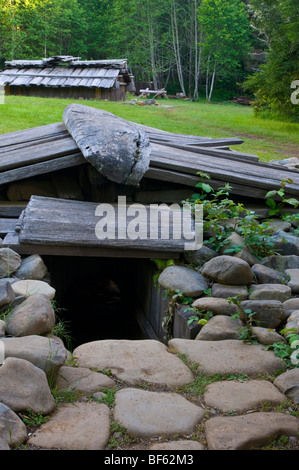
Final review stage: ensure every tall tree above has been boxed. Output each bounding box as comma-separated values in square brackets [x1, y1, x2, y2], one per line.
[199, 0, 251, 101]
[244, 0, 299, 121]
[110, 0, 169, 89]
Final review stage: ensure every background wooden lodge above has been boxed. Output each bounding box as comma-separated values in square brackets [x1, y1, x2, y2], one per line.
[0, 56, 135, 101]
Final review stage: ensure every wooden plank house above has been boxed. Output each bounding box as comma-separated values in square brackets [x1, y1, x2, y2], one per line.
[0, 56, 135, 101]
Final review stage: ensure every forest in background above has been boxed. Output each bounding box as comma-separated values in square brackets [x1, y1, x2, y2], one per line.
[0, 0, 298, 121]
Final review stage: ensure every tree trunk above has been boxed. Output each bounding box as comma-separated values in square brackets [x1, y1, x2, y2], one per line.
[171, 0, 186, 96]
[208, 59, 217, 102]
[193, 2, 202, 100]
[148, 14, 158, 90]
[206, 54, 210, 100]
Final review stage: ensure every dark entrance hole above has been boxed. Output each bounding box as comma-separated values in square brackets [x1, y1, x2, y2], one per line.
[45, 256, 168, 350]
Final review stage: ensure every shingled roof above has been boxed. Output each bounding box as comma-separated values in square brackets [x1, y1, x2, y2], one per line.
[0, 56, 132, 89]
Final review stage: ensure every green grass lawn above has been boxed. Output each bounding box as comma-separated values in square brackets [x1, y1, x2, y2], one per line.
[1, 95, 299, 163]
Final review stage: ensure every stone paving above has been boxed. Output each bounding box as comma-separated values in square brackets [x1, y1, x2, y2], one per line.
[2, 338, 294, 452]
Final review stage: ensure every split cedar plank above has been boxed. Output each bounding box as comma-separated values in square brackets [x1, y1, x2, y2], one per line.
[149, 135, 245, 147]
[145, 167, 269, 199]
[134, 123, 244, 145]
[0, 121, 243, 150]
[0, 135, 79, 171]
[0, 202, 27, 218]
[0, 122, 66, 148]
[3, 231, 180, 259]
[0, 218, 18, 235]
[150, 144, 299, 194]
[0, 152, 85, 186]
[150, 139, 259, 162]
[18, 196, 195, 252]
[0, 132, 73, 154]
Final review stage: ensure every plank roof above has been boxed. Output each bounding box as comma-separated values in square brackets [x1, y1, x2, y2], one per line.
[0, 57, 130, 89]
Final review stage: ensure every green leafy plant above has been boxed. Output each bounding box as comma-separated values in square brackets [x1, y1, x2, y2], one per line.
[185, 175, 276, 258]
[265, 329, 299, 369]
[228, 296, 259, 344]
[265, 178, 299, 216]
[185, 307, 213, 326]
[20, 409, 50, 427]
[151, 258, 175, 286]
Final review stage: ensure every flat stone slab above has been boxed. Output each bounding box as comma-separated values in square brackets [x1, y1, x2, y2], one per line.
[205, 412, 299, 450]
[204, 379, 286, 412]
[28, 402, 110, 450]
[73, 339, 194, 386]
[54, 365, 115, 394]
[168, 339, 285, 377]
[114, 388, 205, 437]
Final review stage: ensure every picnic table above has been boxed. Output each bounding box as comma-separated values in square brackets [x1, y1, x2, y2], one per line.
[138, 88, 168, 99]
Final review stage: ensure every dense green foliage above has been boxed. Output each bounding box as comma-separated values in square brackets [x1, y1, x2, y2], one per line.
[244, 0, 299, 121]
[0, 1, 298, 118]
[0, 0, 252, 100]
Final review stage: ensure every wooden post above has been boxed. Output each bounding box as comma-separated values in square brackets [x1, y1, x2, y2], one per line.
[119, 82, 126, 101]
[95, 87, 101, 100]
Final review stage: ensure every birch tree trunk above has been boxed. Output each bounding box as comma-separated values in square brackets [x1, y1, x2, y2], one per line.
[206, 54, 210, 100]
[148, 18, 158, 90]
[208, 58, 217, 102]
[193, 0, 202, 100]
[170, 0, 186, 96]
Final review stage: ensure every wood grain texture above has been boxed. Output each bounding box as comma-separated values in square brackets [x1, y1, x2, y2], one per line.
[18, 195, 196, 254]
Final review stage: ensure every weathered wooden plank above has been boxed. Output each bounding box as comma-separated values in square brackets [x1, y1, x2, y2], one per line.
[18, 196, 196, 253]
[0, 118, 298, 200]
[150, 140, 259, 162]
[0, 218, 18, 235]
[0, 202, 27, 218]
[0, 153, 85, 186]
[0, 122, 66, 148]
[0, 136, 79, 171]
[145, 167, 270, 199]
[149, 144, 299, 194]
[3, 231, 181, 259]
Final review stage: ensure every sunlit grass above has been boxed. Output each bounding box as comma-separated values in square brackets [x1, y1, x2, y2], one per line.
[0, 95, 298, 162]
